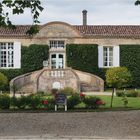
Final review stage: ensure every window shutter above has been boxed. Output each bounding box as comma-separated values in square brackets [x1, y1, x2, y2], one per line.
[14, 42, 21, 68]
[113, 46, 120, 67]
[98, 46, 103, 68]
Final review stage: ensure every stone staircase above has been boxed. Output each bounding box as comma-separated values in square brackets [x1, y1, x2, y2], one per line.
[10, 68, 104, 94]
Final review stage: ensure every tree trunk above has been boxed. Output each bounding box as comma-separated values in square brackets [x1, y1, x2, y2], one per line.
[110, 88, 114, 108]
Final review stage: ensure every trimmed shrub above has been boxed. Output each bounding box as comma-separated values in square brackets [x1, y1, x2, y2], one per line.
[126, 91, 138, 97]
[46, 97, 55, 110]
[11, 96, 27, 109]
[0, 72, 8, 91]
[83, 96, 105, 109]
[27, 94, 42, 109]
[116, 91, 125, 97]
[0, 94, 10, 109]
[116, 90, 139, 97]
[67, 94, 81, 109]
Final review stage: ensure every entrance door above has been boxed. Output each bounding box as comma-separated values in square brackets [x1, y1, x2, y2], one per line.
[51, 53, 64, 69]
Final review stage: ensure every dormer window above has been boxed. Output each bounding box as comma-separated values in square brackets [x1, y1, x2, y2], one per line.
[50, 41, 65, 49]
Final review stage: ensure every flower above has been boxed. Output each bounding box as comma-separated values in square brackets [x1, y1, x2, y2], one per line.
[80, 92, 85, 97]
[96, 100, 105, 105]
[42, 100, 48, 105]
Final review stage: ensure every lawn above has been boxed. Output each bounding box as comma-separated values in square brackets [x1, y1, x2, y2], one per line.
[76, 95, 140, 111]
[99, 95, 140, 109]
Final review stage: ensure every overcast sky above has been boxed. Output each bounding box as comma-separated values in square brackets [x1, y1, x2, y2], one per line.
[8, 0, 140, 25]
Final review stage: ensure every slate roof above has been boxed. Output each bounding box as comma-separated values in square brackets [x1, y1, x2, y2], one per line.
[0, 25, 140, 38]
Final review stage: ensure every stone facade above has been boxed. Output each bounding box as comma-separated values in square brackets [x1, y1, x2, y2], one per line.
[2, 20, 140, 93]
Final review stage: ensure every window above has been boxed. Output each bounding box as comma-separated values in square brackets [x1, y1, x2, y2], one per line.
[50, 53, 64, 69]
[103, 47, 113, 67]
[0, 43, 14, 68]
[98, 45, 120, 68]
[50, 41, 64, 49]
[0, 42, 21, 69]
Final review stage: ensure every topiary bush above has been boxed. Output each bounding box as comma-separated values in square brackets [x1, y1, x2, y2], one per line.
[0, 94, 10, 109]
[0, 72, 8, 91]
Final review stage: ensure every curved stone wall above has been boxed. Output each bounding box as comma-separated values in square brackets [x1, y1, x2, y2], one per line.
[10, 68, 104, 94]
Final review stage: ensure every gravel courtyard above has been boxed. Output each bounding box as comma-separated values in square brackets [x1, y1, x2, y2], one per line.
[0, 111, 140, 139]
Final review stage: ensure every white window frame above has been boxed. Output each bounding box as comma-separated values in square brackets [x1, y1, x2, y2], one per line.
[0, 42, 14, 68]
[50, 40, 65, 49]
[0, 42, 21, 69]
[103, 46, 113, 67]
[98, 45, 120, 68]
[50, 53, 65, 69]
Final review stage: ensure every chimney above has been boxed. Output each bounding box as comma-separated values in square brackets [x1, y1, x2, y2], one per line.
[82, 10, 87, 25]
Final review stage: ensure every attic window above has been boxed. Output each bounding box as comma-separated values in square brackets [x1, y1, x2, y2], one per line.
[50, 41, 65, 48]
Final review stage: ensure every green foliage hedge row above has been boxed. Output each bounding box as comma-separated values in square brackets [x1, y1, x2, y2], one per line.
[0, 44, 49, 90]
[21, 44, 49, 73]
[116, 91, 140, 97]
[66, 44, 106, 79]
[120, 45, 140, 87]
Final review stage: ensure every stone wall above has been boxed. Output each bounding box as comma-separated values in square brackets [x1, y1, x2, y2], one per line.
[10, 68, 104, 94]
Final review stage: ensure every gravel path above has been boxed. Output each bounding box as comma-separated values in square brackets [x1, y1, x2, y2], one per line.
[0, 111, 140, 139]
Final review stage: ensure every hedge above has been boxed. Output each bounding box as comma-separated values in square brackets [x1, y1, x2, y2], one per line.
[66, 44, 106, 79]
[21, 44, 49, 73]
[120, 45, 140, 87]
[0, 44, 49, 90]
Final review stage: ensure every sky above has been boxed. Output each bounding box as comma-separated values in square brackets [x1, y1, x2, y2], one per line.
[7, 0, 140, 25]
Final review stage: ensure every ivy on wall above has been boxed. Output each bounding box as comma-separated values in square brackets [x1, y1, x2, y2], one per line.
[120, 45, 140, 88]
[2, 43, 140, 89]
[21, 44, 49, 73]
[0, 44, 49, 87]
[66, 44, 105, 79]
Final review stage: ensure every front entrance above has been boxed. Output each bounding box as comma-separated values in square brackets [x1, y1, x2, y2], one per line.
[51, 53, 64, 69]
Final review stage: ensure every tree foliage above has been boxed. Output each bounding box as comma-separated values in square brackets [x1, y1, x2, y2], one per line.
[106, 67, 131, 89]
[135, 0, 140, 5]
[0, 0, 43, 35]
[0, 72, 8, 91]
[106, 67, 132, 108]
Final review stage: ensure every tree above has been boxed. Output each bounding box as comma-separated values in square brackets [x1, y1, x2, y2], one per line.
[0, 0, 44, 35]
[0, 72, 8, 91]
[106, 67, 132, 108]
[135, 0, 140, 5]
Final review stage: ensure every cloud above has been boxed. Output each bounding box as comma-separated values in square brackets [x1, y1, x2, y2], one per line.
[6, 0, 140, 25]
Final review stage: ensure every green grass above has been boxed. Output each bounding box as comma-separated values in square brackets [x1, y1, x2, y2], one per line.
[99, 96, 140, 108]
[76, 95, 140, 111]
